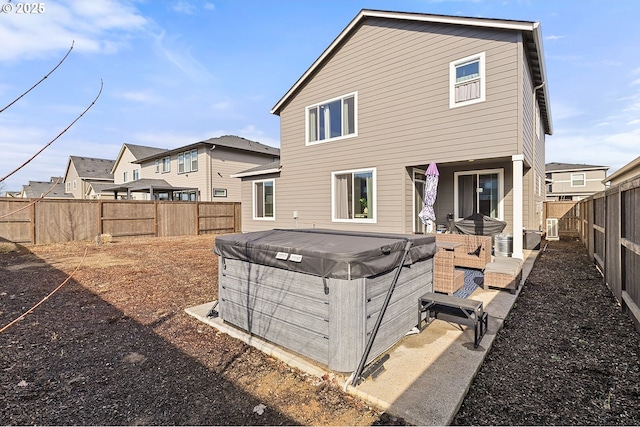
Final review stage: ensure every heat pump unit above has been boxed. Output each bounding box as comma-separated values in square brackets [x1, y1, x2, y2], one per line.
[546, 218, 559, 241]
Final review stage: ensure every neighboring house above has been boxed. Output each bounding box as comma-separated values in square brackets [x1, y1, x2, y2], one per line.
[235, 9, 553, 259]
[602, 156, 640, 187]
[63, 156, 115, 199]
[546, 162, 608, 201]
[20, 177, 72, 199]
[109, 143, 170, 200]
[110, 135, 279, 202]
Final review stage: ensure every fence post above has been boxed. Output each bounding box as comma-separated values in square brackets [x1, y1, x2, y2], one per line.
[195, 201, 200, 235]
[30, 200, 36, 244]
[97, 200, 103, 235]
[154, 201, 158, 237]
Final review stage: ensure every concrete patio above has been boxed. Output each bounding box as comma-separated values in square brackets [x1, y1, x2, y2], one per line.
[186, 249, 539, 426]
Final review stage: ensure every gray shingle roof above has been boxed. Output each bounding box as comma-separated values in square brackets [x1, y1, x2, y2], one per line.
[22, 177, 72, 198]
[134, 135, 280, 162]
[230, 160, 281, 178]
[125, 143, 168, 160]
[70, 156, 115, 180]
[105, 178, 198, 192]
[546, 162, 609, 172]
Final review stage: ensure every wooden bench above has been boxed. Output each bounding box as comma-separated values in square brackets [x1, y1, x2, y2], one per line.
[418, 292, 488, 348]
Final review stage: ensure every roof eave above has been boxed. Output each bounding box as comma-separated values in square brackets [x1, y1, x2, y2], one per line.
[531, 22, 553, 135]
[230, 167, 281, 178]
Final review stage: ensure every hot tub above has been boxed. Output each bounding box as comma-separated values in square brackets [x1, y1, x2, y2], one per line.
[213, 229, 436, 372]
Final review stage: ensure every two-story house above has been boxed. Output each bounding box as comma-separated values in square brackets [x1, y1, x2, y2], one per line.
[109, 143, 170, 200]
[545, 162, 608, 201]
[108, 135, 280, 201]
[234, 9, 552, 259]
[63, 156, 115, 199]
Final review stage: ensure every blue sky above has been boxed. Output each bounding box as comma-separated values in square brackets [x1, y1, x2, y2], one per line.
[1, 0, 639, 192]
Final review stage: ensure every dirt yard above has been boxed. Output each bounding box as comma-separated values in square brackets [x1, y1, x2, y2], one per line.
[1, 235, 639, 425]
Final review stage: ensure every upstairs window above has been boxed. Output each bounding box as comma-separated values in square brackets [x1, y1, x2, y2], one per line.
[161, 156, 171, 173]
[123, 171, 128, 182]
[155, 159, 160, 173]
[306, 93, 357, 144]
[133, 169, 139, 181]
[178, 149, 198, 174]
[450, 52, 486, 108]
[571, 173, 586, 187]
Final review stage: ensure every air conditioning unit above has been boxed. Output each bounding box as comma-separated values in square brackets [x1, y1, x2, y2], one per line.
[546, 218, 559, 241]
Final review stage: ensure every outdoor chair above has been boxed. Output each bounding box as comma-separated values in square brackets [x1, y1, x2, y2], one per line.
[434, 250, 465, 295]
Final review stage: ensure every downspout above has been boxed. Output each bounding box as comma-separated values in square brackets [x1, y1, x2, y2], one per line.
[533, 81, 545, 231]
[209, 145, 216, 202]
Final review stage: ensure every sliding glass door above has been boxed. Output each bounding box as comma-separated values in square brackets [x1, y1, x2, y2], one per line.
[454, 169, 503, 220]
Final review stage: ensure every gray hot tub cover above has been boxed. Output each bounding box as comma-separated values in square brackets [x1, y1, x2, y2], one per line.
[213, 229, 436, 280]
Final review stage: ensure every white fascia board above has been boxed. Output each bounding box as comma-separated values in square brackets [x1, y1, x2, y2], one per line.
[230, 168, 281, 179]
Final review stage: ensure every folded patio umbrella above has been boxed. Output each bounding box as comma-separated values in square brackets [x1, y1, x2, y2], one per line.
[418, 162, 439, 232]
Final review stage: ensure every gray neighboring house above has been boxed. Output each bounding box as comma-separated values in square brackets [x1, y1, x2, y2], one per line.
[63, 156, 115, 199]
[20, 177, 72, 199]
[234, 9, 553, 259]
[545, 162, 608, 201]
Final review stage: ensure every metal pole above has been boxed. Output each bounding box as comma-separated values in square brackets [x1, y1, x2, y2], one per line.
[351, 240, 412, 387]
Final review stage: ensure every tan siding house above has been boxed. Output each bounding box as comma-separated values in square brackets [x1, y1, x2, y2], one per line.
[237, 10, 552, 259]
[546, 162, 608, 201]
[63, 156, 115, 199]
[117, 135, 279, 202]
[602, 156, 640, 187]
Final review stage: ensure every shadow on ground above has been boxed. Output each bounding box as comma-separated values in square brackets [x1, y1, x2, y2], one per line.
[0, 246, 297, 425]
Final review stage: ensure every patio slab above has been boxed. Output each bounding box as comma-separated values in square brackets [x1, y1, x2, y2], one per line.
[186, 249, 539, 426]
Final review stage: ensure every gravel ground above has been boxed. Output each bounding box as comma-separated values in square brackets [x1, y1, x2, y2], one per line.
[1, 235, 639, 425]
[453, 238, 640, 426]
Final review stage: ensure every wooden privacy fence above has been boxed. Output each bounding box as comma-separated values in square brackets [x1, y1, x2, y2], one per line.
[0, 198, 241, 245]
[576, 176, 640, 332]
[542, 201, 581, 238]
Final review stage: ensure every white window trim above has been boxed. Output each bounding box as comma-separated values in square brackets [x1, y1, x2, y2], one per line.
[161, 156, 171, 173]
[252, 179, 275, 221]
[412, 167, 426, 234]
[449, 52, 486, 109]
[453, 168, 504, 221]
[305, 91, 358, 146]
[331, 167, 377, 223]
[213, 188, 227, 198]
[571, 173, 586, 187]
[178, 149, 198, 174]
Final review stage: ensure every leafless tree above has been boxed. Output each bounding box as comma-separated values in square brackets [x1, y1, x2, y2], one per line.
[1, 41, 103, 188]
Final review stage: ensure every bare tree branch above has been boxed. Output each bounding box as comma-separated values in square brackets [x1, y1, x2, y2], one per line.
[0, 41, 75, 114]
[0, 79, 104, 183]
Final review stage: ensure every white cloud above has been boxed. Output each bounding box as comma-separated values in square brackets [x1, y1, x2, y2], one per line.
[152, 31, 213, 81]
[116, 90, 163, 104]
[0, 0, 148, 62]
[545, 35, 565, 41]
[172, 1, 197, 15]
